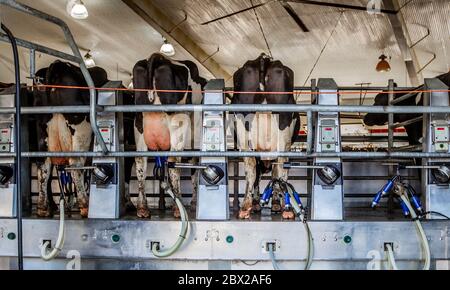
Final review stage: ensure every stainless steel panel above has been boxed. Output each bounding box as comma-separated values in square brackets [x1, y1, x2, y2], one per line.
[1, 219, 449, 263]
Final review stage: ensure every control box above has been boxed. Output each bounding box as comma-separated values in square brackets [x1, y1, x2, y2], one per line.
[320, 119, 337, 152]
[433, 125, 449, 152]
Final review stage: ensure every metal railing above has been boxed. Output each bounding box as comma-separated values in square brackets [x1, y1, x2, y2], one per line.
[0, 0, 108, 153]
[0, 88, 449, 158]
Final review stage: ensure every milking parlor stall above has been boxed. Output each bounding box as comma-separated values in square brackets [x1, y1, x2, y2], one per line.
[0, 0, 450, 271]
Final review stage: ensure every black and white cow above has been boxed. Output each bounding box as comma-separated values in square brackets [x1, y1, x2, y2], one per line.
[132, 53, 207, 219]
[0, 82, 13, 88]
[364, 72, 450, 145]
[232, 54, 300, 220]
[34, 60, 109, 218]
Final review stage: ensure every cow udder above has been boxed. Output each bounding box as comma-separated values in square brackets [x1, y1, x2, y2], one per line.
[143, 112, 171, 151]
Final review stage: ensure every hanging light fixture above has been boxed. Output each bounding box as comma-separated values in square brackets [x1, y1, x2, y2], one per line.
[376, 54, 391, 73]
[160, 38, 175, 57]
[84, 51, 96, 68]
[67, 0, 89, 20]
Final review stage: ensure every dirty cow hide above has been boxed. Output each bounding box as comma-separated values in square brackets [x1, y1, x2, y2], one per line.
[364, 72, 450, 146]
[133, 53, 207, 219]
[231, 53, 300, 220]
[34, 60, 109, 218]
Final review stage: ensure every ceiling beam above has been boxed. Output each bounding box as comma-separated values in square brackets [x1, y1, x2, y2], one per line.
[383, 0, 421, 86]
[122, 0, 231, 80]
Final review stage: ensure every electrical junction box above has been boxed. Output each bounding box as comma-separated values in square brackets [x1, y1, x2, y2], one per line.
[203, 115, 224, 151]
[99, 126, 113, 145]
[320, 120, 337, 152]
[433, 125, 449, 152]
[0, 127, 12, 152]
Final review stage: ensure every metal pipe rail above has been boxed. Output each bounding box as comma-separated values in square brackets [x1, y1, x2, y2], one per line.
[225, 86, 417, 92]
[0, 0, 108, 153]
[390, 116, 423, 129]
[390, 86, 424, 105]
[0, 33, 80, 63]
[0, 151, 448, 159]
[2, 104, 450, 114]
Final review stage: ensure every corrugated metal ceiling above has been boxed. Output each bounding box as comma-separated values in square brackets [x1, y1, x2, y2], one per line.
[0, 0, 449, 87]
[150, 0, 449, 86]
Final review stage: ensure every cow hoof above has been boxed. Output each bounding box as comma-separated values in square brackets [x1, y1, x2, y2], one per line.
[252, 200, 262, 213]
[238, 208, 252, 220]
[271, 201, 282, 213]
[282, 210, 295, 220]
[137, 208, 151, 219]
[173, 207, 181, 219]
[37, 208, 53, 218]
[80, 208, 89, 218]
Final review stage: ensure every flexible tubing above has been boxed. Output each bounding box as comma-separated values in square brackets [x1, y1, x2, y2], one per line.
[40, 199, 65, 261]
[385, 244, 399, 270]
[400, 195, 431, 270]
[288, 190, 314, 270]
[269, 246, 280, 270]
[151, 182, 189, 258]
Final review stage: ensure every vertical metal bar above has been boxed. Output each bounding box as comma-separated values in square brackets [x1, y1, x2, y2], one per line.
[1, 23, 23, 270]
[29, 48, 35, 79]
[59, 25, 108, 153]
[308, 79, 317, 154]
[306, 111, 313, 154]
[233, 161, 240, 212]
[387, 79, 395, 218]
[388, 79, 395, 152]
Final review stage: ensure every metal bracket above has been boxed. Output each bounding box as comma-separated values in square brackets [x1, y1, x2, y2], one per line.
[168, 10, 187, 34]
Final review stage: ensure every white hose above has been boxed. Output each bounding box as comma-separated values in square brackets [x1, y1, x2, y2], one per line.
[288, 191, 314, 270]
[400, 195, 431, 270]
[385, 244, 399, 270]
[40, 199, 65, 261]
[268, 246, 280, 270]
[152, 182, 189, 258]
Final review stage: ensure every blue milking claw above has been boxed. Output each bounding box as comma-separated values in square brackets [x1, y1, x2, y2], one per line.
[411, 195, 423, 214]
[382, 176, 398, 196]
[371, 190, 383, 209]
[284, 192, 292, 210]
[292, 190, 304, 209]
[399, 200, 410, 217]
[260, 186, 274, 206]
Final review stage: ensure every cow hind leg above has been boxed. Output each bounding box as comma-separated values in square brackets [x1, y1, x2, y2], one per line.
[135, 125, 150, 219]
[69, 159, 89, 218]
[239, 157, 257, 219]
[169, 113, 191, 218]
[274, 157, 294, 220]
[37, 158, 53, 217]
[168, 157, 182, 218]
[69, 119, 92, 218]
[190, 158, 199, 211]
[252, 160, 262, 213]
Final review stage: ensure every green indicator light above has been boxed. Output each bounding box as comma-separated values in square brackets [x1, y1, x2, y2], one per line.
[226, 235, 234, 244]
[7, 233, 16, 240]
[343, 235, 352, 244]
[111, 234, 120, 243]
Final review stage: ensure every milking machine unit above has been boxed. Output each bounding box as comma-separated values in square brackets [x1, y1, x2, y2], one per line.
[0, 85, 29, 218]
[0, 86, 17, 217]
[89, 81, 125, 219]
[196, 79, 229, 220]
[423, 78, 450, 219]
[311, 79, 344, 220]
